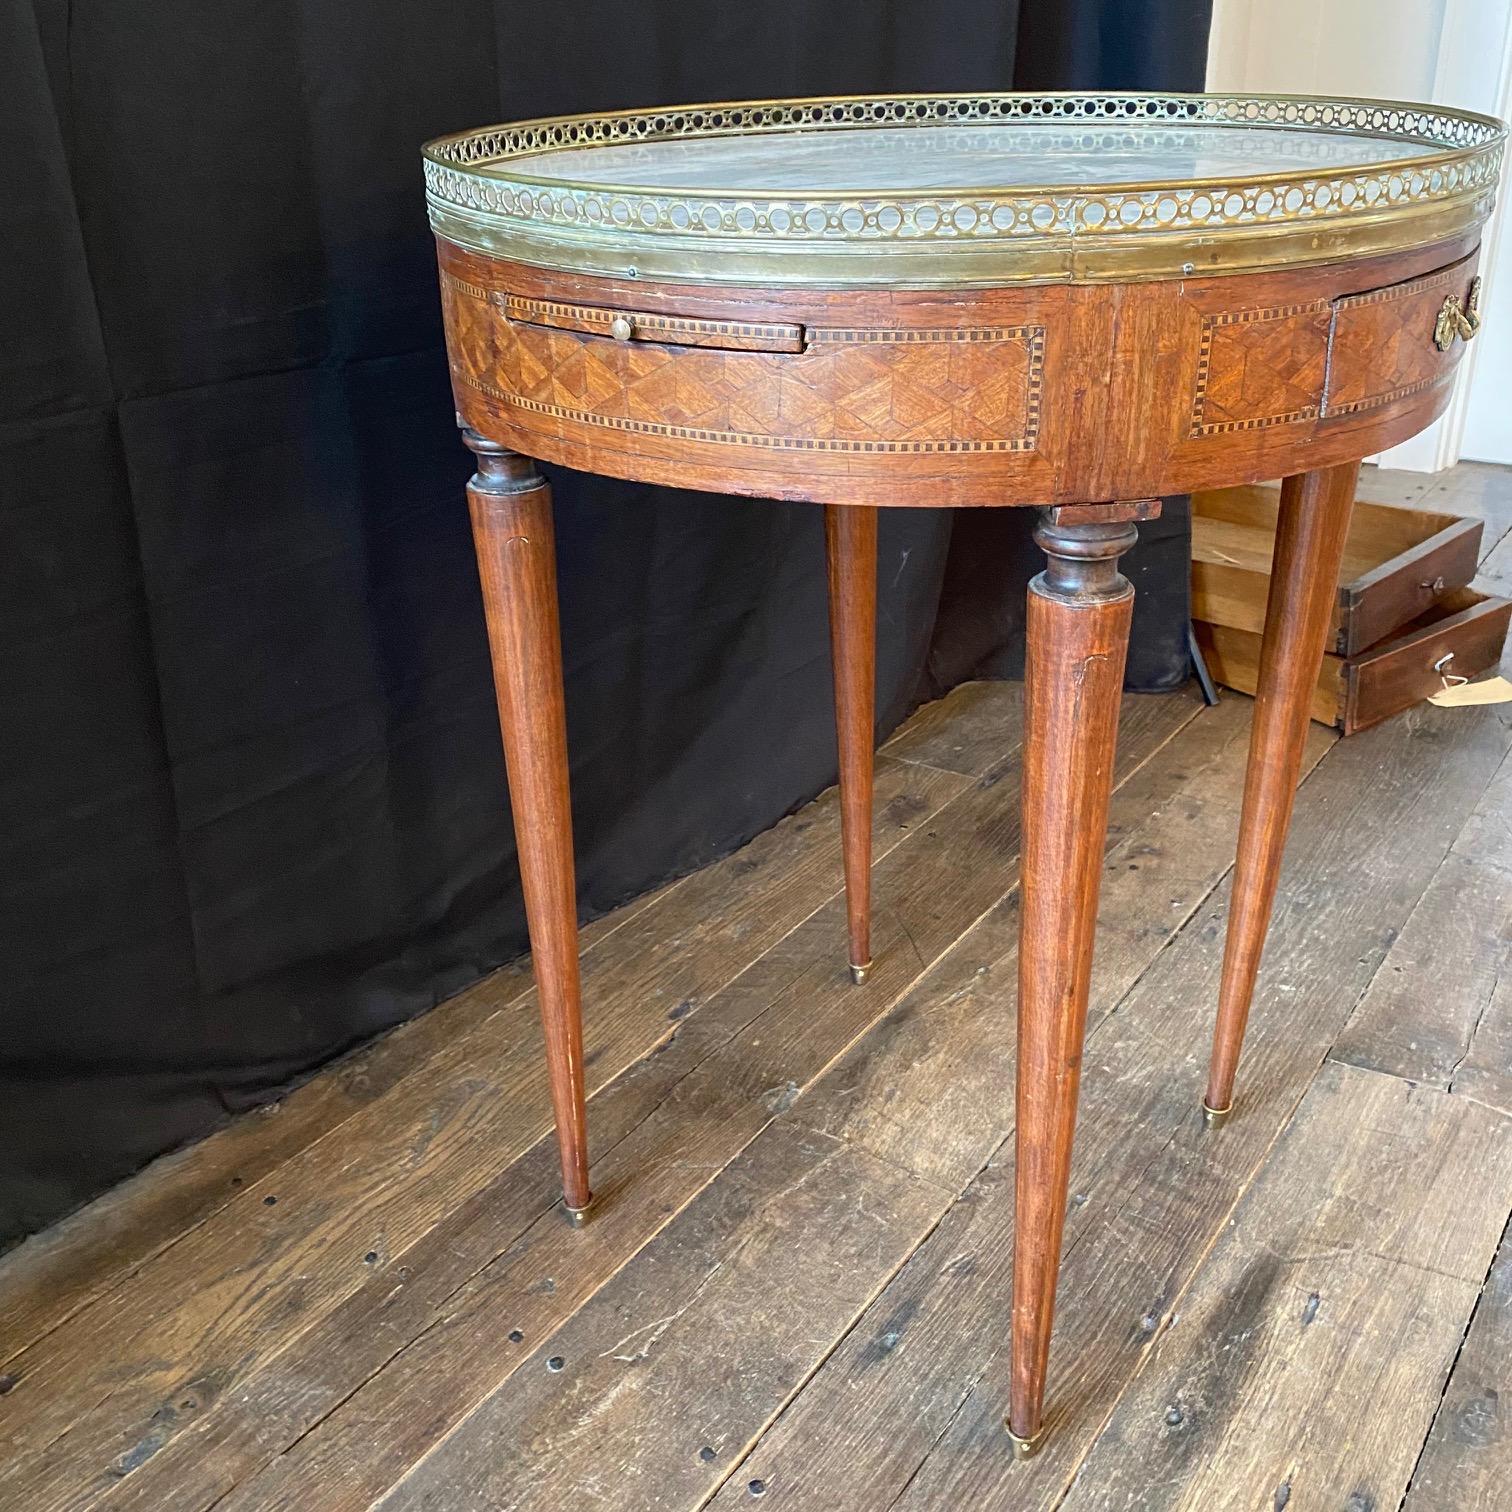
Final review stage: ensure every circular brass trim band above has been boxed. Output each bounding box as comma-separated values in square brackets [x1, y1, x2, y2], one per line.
[423, 92, 1505, 286]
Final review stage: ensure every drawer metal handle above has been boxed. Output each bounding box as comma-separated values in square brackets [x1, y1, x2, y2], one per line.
[1433, 651, 1468, 690]
[1434, 276, 1482, 351]
[610, 314, 634, 342]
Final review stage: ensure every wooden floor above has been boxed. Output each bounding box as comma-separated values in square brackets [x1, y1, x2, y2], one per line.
[3, 464, 1511, 1512]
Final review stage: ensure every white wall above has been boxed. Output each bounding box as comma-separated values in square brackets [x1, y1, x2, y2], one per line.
[1462, 205, 1512, 463]
[1454, 3, 1512, 463]
[1208, 0, 1447, 101]
[1208, 0, 1512, 469]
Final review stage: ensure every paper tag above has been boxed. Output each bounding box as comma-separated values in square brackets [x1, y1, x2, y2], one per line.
[1428, 674, 1512, 707]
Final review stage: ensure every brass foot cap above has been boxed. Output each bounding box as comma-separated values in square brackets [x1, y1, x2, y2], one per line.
[849, 960, 873, 986]
[1201, 1100, 1233, 1130]
[1004, 1422, 1045, 1461]
[565, 1198, 594, 1228]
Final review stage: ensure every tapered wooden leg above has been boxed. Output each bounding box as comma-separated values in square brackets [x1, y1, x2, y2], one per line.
[1008, 508, 1138, 1456]
[825, 505, 878, 984]
[1203, 460, 1359, 1124]
[464, 430, 592, 1221]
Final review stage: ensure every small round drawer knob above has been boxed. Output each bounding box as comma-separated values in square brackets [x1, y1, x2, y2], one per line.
[610, 314, 634, 342]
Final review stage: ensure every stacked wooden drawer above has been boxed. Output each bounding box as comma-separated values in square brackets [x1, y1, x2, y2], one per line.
[1192, 484, 1512, 735]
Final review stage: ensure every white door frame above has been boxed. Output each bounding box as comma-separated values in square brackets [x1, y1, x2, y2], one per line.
[1208, 0, 1512, 472]
[1382, 0, 1512, 470]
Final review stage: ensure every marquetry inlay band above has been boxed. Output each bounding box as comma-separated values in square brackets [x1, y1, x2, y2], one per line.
[1335, 262, 1463, 309]
[456, 373, 1044, 454]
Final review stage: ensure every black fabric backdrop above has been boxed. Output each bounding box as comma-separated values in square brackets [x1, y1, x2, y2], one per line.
[0, 0, 1211, 1246]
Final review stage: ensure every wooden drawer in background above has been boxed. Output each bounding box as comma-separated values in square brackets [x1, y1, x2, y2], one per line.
[1196, 589, 1512, 736]
[1192, 484, 1484, 656]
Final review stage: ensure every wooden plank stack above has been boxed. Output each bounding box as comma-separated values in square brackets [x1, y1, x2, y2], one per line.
[1193, 484, 1512, 734]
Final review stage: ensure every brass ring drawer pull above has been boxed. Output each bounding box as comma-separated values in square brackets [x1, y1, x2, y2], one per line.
[1434, 276, 1482, 351]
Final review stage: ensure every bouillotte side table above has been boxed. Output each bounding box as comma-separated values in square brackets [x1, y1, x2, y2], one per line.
[422, 93, 1504, 1457]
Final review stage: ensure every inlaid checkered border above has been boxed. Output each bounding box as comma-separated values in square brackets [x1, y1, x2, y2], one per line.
[1188, 301, 1331, 437]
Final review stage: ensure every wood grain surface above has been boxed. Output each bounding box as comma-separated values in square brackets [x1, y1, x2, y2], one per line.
[466, 438, 591, 1212]
[1059, 1061, 1512, 1512]
[1190, 483, 1485, 654]
[825, 503, 878, 977]
[1333, 746, 1512, 1115]
[1206, 461, 1359, 1116]
[1010, 519, 1136, 1443]
[1403, 1223, 1512, 1512]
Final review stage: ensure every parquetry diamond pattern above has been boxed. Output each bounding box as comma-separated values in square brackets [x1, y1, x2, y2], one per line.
[1325, 265, 1466, 417]
[1189, 303, 1331, 436]
[445, 279, 1045, 455]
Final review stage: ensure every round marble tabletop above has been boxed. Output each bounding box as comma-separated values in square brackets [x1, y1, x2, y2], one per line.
[424, 93, 1504, 285]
